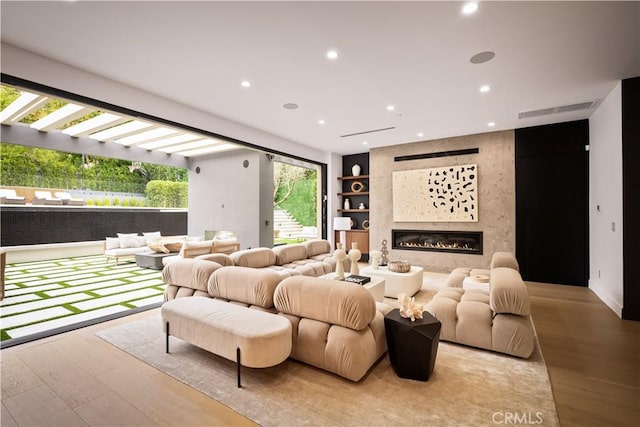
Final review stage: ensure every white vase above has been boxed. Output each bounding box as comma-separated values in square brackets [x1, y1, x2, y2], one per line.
[352, 164, 361, 177]
[344, 198, 350, 210]
[348, 242, 362, 275]
[334, 243, 347, 279]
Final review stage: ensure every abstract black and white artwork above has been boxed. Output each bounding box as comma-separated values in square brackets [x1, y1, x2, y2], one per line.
[392, 164, 478, 222]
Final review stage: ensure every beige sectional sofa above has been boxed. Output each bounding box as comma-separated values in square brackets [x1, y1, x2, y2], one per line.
[163, 240, 338, 299]
[161, 257, 390, 381]
[426, 253, 535, 358]
[274, 275, 388, 381]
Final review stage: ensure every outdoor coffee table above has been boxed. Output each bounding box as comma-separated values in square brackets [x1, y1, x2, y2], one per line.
[320, 273, 385, 302]
[384, 308, 441, 381]
[135, 252, 174, 270]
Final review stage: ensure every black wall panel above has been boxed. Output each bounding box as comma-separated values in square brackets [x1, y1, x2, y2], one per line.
[1, 207, 187, 246]
[515, 120, 589, 286]
[622, 76, 640, 320]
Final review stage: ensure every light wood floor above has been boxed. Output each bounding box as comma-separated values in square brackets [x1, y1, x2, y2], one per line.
[1, 282, 638, 426]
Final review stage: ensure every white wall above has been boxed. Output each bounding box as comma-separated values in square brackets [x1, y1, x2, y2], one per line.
[188, 149, 271, 249]
[589, 82, 624, 317]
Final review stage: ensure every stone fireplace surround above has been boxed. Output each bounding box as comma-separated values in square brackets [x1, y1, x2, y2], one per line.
[369, 130, 515, 273]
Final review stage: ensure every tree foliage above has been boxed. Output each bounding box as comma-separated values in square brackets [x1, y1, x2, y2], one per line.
[0, 143, 187, 196]
[145, 180, 188, 208]
[273, 162, 314, 206]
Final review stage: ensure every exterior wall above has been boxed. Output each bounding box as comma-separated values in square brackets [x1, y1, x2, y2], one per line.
[588, 82, 624, 317]
[370, 130, 515, 273]
[188, 149, 270, 249]
[0, 206, 187, 246]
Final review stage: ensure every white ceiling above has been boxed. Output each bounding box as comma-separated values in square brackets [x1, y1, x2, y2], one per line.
[1, 1, 639, 155]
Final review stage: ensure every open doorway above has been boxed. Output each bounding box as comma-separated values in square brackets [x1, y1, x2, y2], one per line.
[273, 159, 320, 245]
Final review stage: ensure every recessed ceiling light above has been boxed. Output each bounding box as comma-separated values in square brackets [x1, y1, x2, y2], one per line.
[462, 2, 479, 15]
[386, 105, 395, 111]
[470, 51, 495, 64]
[318, 119, 325, 125]
[488, 122, 496, 127]
[480, 85, 491, 93]
[362, 141, 369, 145]
[326, 50, 338, 60]
[241, 80, 251, 88]
[417, 132, 424, 137]
[283, 103, 299, 110]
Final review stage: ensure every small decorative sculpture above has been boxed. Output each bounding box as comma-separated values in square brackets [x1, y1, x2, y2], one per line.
[380, 239, 389, 266]
[398, 293, 424, 322]
[344, 198, 350, 210]
[334, 243, 347, 279]
[348, 242, 362, 275]
[369, 250, 381, 269]
[352, 164, 361, 177]
[358, 202, 366, 210]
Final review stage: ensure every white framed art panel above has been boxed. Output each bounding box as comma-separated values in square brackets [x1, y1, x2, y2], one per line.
[392, 164, 478, 222]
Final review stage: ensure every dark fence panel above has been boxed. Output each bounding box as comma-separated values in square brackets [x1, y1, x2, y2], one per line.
[1, 207, 187, 246]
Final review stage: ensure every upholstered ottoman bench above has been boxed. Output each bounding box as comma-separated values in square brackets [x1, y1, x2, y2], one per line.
[161, 296, 292, 387]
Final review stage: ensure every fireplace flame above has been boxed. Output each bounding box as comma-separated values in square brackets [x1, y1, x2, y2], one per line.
[397, 241, 475, 251]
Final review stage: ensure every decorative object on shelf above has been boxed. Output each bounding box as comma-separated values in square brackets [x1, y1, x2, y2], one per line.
[350, 218, 357, 229]
[361, 219, 370, 230]
[344, 198, 351, 210]
[358, 202, 366, 210]
[388, 260, 411, 273]
[380, 239, 389, 266]
[398, 293, 424, 322]
[333, 242, 347, 279]
[369, 250, 381, 269]
[348, 242, 362, 275]
[334, 217, 351, 250]
[351, 181, 365, 193]
[352, 164, 361, 177]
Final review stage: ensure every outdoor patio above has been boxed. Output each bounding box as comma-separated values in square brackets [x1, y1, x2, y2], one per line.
[0, 255, 164, 346]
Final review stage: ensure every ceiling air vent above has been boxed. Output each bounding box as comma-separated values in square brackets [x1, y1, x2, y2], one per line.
[518, 100, 599, 119]
[340, 126, 395, 138]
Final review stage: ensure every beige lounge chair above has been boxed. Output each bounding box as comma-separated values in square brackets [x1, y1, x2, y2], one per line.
[0, 189, 26, 205]
[55, 192, 85, 206]
[33, 191, 63, 205]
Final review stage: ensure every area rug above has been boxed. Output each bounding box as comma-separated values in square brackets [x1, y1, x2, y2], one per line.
[97, 311, 559, 426]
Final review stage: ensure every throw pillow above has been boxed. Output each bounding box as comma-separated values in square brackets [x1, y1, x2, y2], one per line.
[105, 237, 120, 250]
[143, 231, 161, 243]
[117, 233, 138, 239]
[119, 237, 140, 249]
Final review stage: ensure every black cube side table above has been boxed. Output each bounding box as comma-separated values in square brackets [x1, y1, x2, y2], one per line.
[384, 308, 441, 381]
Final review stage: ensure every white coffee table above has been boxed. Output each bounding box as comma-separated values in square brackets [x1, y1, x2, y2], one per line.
[360, 265, 424, 298]
[320, 273, 385, 302]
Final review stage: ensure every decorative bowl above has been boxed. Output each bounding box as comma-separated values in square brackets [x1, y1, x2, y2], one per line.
[388, 260, 411, 273]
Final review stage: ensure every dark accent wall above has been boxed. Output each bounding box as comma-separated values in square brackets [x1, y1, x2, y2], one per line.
[622, 77, 640, 320]
[342, 153, 370, 230]
[515, 120, 589, 286]
[1, 207, 187, 246]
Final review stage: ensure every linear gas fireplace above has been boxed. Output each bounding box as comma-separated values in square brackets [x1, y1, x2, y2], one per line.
[392, 230, 483, 255]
